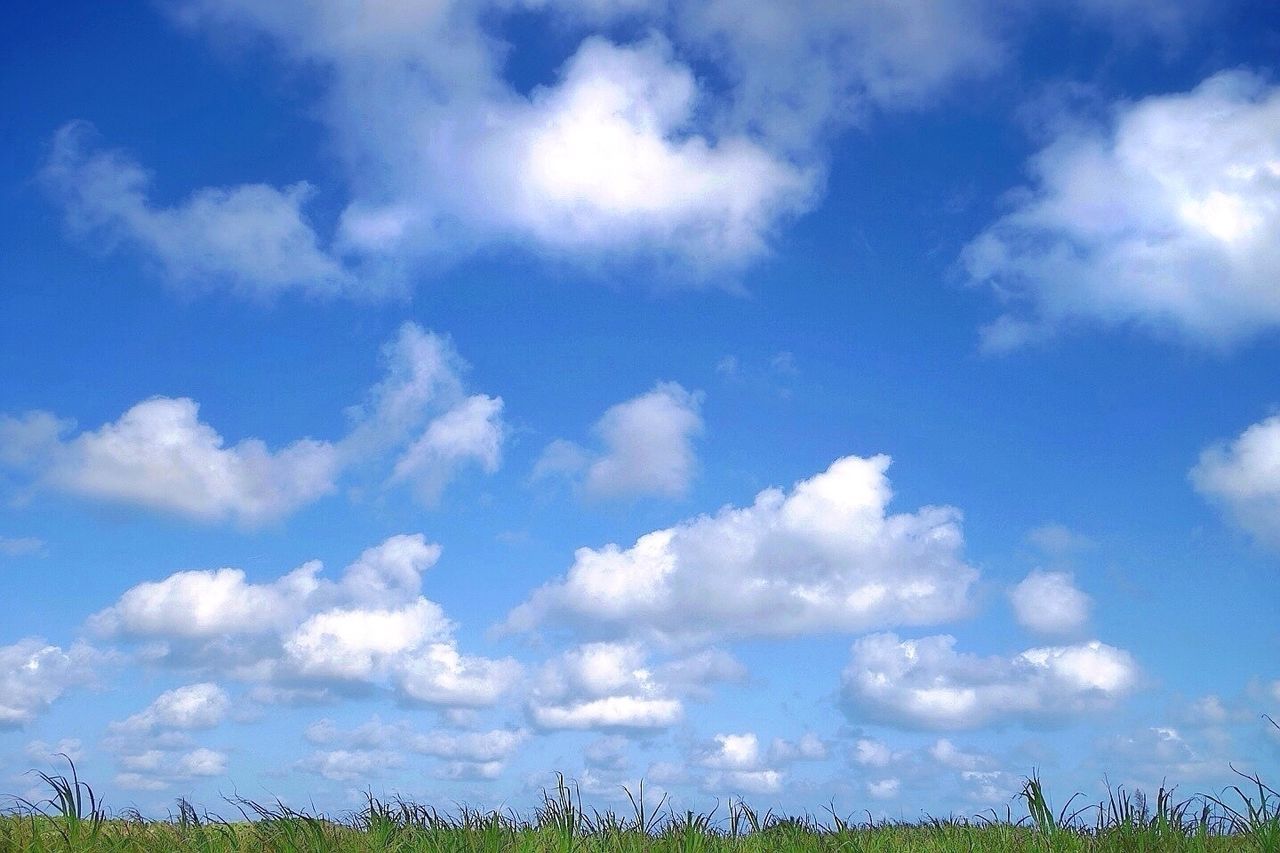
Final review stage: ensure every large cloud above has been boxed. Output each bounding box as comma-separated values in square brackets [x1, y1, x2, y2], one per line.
[90, 534, 521, 709]
[842, 632, 1138, 729]
[0, 323, 504, 524]
[509, 455, 978, 642]
[1191, 414, 1280, 547]
[44, 1, 1202, 292]
[965, 71, 1280, 350]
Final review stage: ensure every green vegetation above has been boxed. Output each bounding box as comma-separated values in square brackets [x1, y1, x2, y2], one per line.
[3, 760, 1279, 853]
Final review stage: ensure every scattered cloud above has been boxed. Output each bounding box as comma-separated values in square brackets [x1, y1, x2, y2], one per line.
[842, 633, 1138, 729]
[533, 383, 703, 500]
[112, 683, 231, 733]
[1191, 413, 1280, 547]
[0, 324, 504, 524]
[509, 455, 978, 643]
[965, 71, 1280, 349]
[1009, 570, 1091, 635]
[0, 639, 103, 728]
[42, 121, 349, 298]
[90, 534, 521, 709]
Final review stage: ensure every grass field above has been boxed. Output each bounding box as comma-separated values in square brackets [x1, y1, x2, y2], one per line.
[2, 761, 1278, 853]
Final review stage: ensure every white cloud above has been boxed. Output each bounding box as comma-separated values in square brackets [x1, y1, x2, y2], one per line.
[391, 395, 505, 504]
[928, 739, 995, 771]
[534, 382, 703, 500]
[508, 455, 978, 642]
[174, 747, 228, 777]
[114, 683, 231, 732]
[1191, 414, 1280, 547]
[700, 733, 762, 770]
[528, 642, 684, 731]
[852, 738, 894, 768]
[768, 733, 827, 763]
[91, 534, 519, 709]
[42, 122, 349, 298]
[867, 777, 901, 800]
[706, 768, 783, 795]
[297, 749, 403, 783]
[0, 398, 339, 525]
[842, 633, 1138, 729]
[965, 71, 1280, 349]
[395, 642, 524, 708]
[0, 639, 101, 728]
[0, 324, 504, 523]
[1009, 570, 1091, 634]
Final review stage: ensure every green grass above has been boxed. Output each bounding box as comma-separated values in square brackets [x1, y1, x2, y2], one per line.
[2, 762, 1279, 853]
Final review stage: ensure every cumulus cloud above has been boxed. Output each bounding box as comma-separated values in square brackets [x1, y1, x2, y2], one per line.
[0, 324, 504, 523]
[534, 382, 703, 499]
[1009, 570, 1091, 634]
[842, 633, 1138, 729]
[1191, 414, 1280, 547]
[965, 71, 1280, 349]
[0, 639, 102, 728]
[528, 642, 698, 731]
[42, 122, 349, 298]
[509, 455, 978, 643]
[113, 683, 231, 732]
[91, 534, 520, 709]
[0, 399, 338, 526]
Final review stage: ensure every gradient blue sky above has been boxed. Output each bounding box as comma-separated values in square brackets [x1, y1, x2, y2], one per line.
[2, 0, 1279, 820]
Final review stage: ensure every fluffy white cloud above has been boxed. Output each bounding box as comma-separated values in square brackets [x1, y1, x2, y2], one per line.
[1191, 414, 1280, 547]
[0, 324, 504, 523]
[42, 122, 349, 298]
[175, 748, 228, 777]
[391, 394, 505, 503]
[842, 633, 1138, 729]
[0, 639, 102, 728]
[43, 1, 1207, 292]
[852, 738, 894, 768]
[395, 642, 524, 708]
[0, 398, 339, 526]
[509, 455, 978, 642]
[91, 534, 519, 709]
[534, 382, 703, 499]
[114, 683, 231, 732]
[1009, 570, 1091, 634]
[528, 642, 684, 730]
[965, 71, 1280, 349]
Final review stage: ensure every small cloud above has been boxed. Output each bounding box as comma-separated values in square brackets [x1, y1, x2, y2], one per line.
[0, 536, 45, 558]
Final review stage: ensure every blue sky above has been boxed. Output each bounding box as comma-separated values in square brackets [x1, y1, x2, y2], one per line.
[2, 0, 1279, 820]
